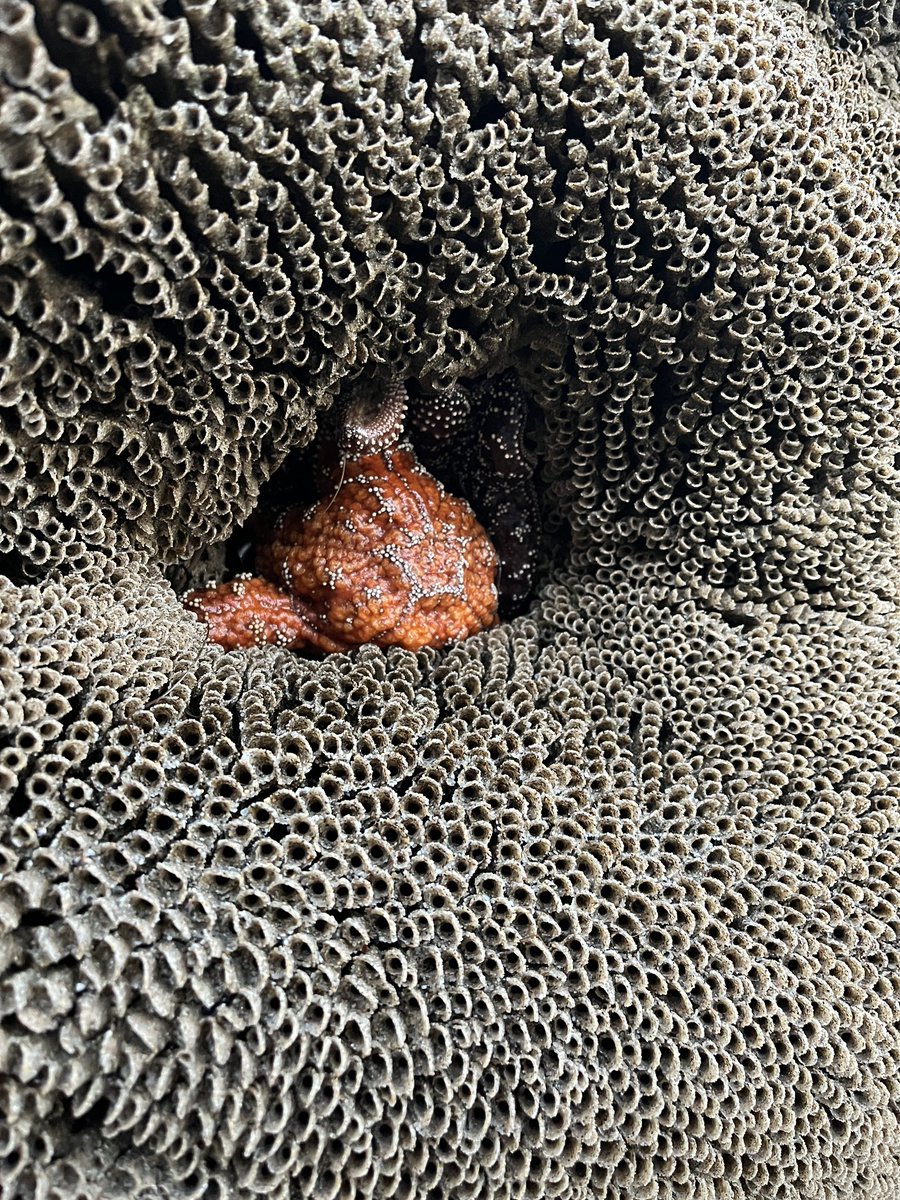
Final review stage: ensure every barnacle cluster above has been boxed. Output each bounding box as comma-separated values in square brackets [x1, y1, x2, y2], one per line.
[2, 0, 900, 1198]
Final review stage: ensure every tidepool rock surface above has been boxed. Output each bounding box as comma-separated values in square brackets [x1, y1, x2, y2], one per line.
[1, 0, 900, 1197]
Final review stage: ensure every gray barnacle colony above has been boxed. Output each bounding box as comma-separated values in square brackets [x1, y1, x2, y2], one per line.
[2, 0, 900, 1198]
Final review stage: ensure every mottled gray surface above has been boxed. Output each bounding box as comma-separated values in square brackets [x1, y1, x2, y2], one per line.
[1, 0, 900, 1197]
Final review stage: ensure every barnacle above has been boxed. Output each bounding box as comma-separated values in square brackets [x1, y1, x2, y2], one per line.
[2, 0, 900, 1198]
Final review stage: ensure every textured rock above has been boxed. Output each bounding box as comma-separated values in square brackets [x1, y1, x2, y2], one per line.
[1, 0, 900, 1198]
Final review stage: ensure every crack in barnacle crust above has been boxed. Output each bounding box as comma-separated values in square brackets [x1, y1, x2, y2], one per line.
[2, 0, 900, 1197]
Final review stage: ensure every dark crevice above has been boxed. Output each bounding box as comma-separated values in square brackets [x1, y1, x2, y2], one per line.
[0, 549, 27, 585]
[446, 307, 483, 334]
[369, 191, 393, 218]
[664, 457, 692, 503]
[81, 261, 145, 320]
[529, 235, 576, 275]
[628, 708, 642, 742]
[7, 784, 30, 819]
[719, 609, 760, 630]
[19, 908, 61, 927]
[68, 1096, 112, 1136]
[594, 26, 647, 81]
[687, 145, 714, 190]
[317, 81, 350, 113]
[406, 13, 432, 90]
[549, 159, 571, 206]
[398, 237, 431, 269]
[561, 107, 592, 152]
[469, 95, 505, 130]
[137, 65, 180, 110]
[232, 11, 277, 82]
[650, 363, 679, 427]
[763, 414, 792, 455]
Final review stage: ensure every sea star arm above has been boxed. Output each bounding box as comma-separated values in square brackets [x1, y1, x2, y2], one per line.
[184, 575, 351, 654]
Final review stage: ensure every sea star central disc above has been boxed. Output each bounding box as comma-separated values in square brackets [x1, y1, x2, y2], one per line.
[185, 445, 499, 653]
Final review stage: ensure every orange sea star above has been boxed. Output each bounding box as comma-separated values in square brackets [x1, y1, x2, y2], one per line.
[184, 384, 499, 653]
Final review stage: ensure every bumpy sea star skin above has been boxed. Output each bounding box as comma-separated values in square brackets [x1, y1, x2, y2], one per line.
[411, 371, 540, 613]
[184, 388, 499, 653]
[337, 378, 408, 458]
[408, 384, 472, 444]
[182, 574, 340, 652]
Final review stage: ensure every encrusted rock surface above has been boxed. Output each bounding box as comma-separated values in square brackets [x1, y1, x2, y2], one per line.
[1, 0, 900, 1197]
